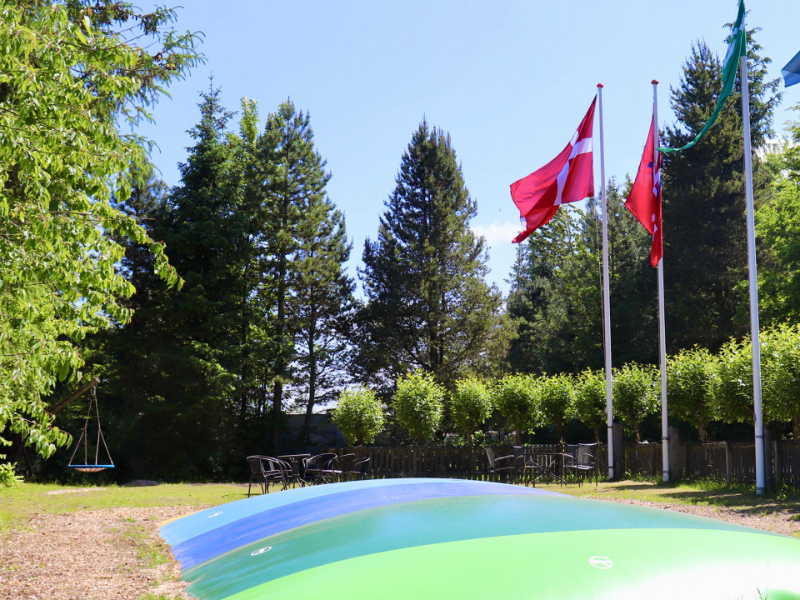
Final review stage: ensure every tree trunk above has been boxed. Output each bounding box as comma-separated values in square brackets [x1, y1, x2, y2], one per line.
[698, 421, 708, 443]
[300, 325, 318, 443]
[515, 426, 522, 446]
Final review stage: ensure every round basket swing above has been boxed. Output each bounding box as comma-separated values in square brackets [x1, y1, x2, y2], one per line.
[67, 386, 115, 473]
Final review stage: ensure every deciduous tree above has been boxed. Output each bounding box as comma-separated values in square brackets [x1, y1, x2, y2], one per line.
[0, 1, 199, 484]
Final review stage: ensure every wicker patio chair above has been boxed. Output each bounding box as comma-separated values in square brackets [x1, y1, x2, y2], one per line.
[564, 443, 598, 486]
[247, 455, 289, 496]
[302, 453, 338, 484]
[485, 447, 522, 483]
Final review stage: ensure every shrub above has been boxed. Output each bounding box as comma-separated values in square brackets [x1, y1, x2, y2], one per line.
[450, 378, 492, 447]
[332, 388, 385, 445]
[393, 372, 444, 444]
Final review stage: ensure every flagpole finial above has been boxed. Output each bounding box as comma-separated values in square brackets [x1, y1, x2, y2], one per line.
[652, 79, 659, 85]
[597, 83, 604, 89]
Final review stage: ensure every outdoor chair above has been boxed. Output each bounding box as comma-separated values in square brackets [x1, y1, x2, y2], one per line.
[485, 447, 521, 483]
[564, 443, 598, 486]
[302, 453, 338, 484]
[324, 453, 356, 483]
[247, 455, 289, 496]
[342, 456, 371, 481]
[513, 446, 551, 487]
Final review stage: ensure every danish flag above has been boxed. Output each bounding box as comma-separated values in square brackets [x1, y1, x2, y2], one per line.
[510, 97, 596, 243]
[625, 114, 663, 267]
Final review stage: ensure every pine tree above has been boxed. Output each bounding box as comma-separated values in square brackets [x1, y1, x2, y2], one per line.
[257, 101, 348, 446]
[291, 192, 355, 442]
[661, 32, 780, 351]
[358, 121, 502, 389]
[103, 89, 248, 479]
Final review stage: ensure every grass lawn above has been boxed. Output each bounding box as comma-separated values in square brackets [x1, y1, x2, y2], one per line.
[542, 479, 800, 518]
[2, 479, 800, 530]
[0, 482, 250, 533]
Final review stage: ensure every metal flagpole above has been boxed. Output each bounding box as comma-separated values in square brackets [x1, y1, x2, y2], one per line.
[653, 80, 670, 483]
[598, 83, 614, 480]
[740, 54, 765, 495]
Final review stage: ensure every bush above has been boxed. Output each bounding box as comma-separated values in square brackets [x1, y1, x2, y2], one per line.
[450, 378, 492, 447]
[492, 373, 540, 445]
[332, 387, 385, 445]
[393, 372, 444, 444]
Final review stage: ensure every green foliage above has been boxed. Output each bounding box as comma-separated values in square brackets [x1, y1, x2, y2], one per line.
[358, 121, 502, 390]
[392, 371, 444, 444]
[262, 101, 355, 442]
[492, 373, 541, 445]
[661, 32, 779, 352]
[507, 184, 657, 376]
[612, 363, 658, 443]
[449, 378, 492, 447]
[757, 103, 800, 328]
[573, 369, 607, 443]
[0, 1, 200, 484]
[760, 325, 800, 437]
[667, 347, 717, 441]
[332, 388, 385, 446]
[534, 373, 575, 444]
[711, 336, 754, 425]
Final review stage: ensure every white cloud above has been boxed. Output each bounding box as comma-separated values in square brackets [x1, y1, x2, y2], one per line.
[471, 221, 520, 247]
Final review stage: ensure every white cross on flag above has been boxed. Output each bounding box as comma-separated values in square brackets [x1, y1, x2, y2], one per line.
[510, 97, 596, 243]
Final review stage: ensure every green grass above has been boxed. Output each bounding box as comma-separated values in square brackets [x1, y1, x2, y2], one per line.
[2, 479, 799, 533]
[539, 479, 800, 516]
[0, 482, 247, 533]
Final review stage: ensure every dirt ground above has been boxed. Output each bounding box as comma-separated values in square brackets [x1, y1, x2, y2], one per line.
[1, 496, 799, 600]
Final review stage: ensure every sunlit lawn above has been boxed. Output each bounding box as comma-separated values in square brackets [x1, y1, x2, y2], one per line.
[2, 478, 800, 534]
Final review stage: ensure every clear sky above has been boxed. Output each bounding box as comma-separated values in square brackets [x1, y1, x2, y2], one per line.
[135, 0, 800, 296]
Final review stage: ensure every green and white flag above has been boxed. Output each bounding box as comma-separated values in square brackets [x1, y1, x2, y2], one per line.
[661, 0, 746, 153]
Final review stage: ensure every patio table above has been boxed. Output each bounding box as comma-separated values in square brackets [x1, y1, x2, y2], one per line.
[277, 453, 311, 487]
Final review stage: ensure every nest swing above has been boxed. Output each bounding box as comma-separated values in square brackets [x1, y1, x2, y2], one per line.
[67, 386, 115, 473]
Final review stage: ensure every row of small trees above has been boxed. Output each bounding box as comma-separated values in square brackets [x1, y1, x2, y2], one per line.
[332, 324, 800, 447]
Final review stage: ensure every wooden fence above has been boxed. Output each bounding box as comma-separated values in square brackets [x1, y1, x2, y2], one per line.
[334, 441, 800, 486]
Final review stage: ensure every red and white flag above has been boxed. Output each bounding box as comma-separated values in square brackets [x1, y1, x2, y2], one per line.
[510, 97, 596, 243]
[625, 114, 663, 267]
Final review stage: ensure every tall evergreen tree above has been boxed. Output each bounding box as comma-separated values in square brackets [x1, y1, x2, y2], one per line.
[257, 101, 347, 446]
[507, 207, 584, 374]
[96, 89, 250, 480]
[358, 121, 502, 389]
[661, 32, 780, 351]
[290, 188, 355, 442]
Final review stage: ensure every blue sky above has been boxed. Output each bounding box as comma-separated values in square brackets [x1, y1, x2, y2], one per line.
[135, 0, 800, 296]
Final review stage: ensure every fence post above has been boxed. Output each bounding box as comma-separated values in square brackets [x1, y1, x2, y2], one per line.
[725, 441, 732, 484]
[765, 429, 774, 491]
[612, 423, 624, 480]
[773, 439, 781, 487]
[668, 427, 681, 481]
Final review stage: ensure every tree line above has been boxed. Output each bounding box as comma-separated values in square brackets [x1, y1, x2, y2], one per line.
[332, 323, 800, 450]
[4, 3, 800, 484]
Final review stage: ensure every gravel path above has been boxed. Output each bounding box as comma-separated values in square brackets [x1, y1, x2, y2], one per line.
[1, 496, 798, 600]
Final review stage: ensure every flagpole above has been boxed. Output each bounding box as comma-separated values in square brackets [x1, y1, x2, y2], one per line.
[598, 83, 614, 480]
[652, 80, 670, 483]
[740, 53, 765, 495]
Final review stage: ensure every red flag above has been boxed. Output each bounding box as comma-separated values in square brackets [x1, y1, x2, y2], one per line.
[625, 115, 663, 267]
[510, 97, 596, 243]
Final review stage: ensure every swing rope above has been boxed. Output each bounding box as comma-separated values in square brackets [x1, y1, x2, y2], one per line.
[67, 386, 114, 473]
